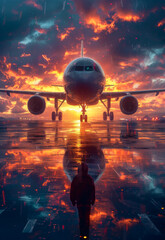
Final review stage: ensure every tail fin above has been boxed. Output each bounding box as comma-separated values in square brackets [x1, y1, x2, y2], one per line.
[81, 40, 84, 57]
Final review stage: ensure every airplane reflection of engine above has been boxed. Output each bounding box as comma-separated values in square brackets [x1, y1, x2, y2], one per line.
[120, 120, 138, 139]
[26, 124, 105, 183]
[63, 134, 105, 183]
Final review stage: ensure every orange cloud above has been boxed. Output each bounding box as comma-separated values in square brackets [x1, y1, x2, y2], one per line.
[38, 63, 47, 68]
[157, 18, 165, 27]
[20, 53, 31, 57]
[64, 50, 79, 57]
[84, 15, 117, 33]
[18, 68, 26, 75]
[0, 57, 42, 89]
[42, 54, 50, 62]
[35, 28, 47, 34]
[25, 0, 43, 10]
[119, 58, 138, 69]
[91, 36, 99, 41]
[116, 12, 142, 22]
[78, 3, 142, 34]
[22, 64, 31, 68]
[57, 27, 75, 41]
[63, 49, 87, 61]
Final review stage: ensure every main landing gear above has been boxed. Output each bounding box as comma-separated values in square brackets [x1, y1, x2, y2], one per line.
[80, 104, 87, 122]
[52, 98, 65, 121]
[101, 98, 114, 121]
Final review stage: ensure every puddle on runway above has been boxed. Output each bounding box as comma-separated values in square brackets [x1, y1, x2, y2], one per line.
[0, 120, 165, 240]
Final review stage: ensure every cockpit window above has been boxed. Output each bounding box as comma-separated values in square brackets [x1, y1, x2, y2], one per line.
[69, 66, 84, 72]
[85, 66, 93, 71]
[69, 63, 100, 72]
[93, 64, 100, 72]
[75, 66, 84, 71]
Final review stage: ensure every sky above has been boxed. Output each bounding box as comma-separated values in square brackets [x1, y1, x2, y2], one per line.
[0, 0, 165, 119]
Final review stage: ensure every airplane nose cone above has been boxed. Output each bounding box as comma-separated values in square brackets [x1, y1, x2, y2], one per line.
[69, 81, 99, 102]
[77, 72, 93, 83]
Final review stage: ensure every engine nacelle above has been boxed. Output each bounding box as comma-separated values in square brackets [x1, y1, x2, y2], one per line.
[28, 95, 46, 115]
[120, 95, 138, 115]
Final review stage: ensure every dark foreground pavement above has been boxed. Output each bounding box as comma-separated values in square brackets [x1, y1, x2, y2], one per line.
[0, 119, 165, 240]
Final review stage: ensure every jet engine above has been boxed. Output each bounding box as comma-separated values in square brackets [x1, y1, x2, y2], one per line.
[28, 95, 46, 115]
[120, 95, 138, 115]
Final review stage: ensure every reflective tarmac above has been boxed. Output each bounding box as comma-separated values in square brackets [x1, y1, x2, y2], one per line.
[0, 119, 165, 240]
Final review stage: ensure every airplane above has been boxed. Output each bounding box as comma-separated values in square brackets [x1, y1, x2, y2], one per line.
[0, 40, 165, 122]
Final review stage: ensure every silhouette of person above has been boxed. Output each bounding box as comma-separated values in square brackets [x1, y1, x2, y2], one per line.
[70, 162, 95, 239]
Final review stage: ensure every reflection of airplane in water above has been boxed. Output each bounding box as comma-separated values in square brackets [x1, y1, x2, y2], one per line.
[1, 41, 165, 122]
[4, 121, 165, 239]
[63, 134, 105, 183]
[25, 121, 141, 239]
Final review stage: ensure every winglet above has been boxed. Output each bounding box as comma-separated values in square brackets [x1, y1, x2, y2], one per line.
[81, 40, 84, 58]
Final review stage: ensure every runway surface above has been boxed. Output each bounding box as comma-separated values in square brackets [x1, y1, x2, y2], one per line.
[0, 119, 165, 240]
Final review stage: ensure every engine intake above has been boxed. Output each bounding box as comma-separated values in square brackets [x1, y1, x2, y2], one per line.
[28, 95, 46, 115]
[120, 95, 138, 115]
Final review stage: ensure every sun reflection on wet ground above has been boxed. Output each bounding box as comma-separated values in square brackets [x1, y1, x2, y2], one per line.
[0, 119, 165, 240]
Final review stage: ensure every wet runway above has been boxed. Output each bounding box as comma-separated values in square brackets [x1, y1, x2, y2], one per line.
[0, 119, 165, 240]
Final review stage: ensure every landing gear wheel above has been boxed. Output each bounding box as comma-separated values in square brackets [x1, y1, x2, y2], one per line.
[80, 115, 83, 122]
[85, 115, 87, 122]
[103, 112, 107, 121]
[52, 111, 56, 121]
[59, 112, 62, 121]
[110, 112, 114, 121]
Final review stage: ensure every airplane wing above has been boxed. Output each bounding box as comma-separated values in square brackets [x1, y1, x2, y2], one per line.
[100, 89, 165, 99]
[0, 88, 66, 99]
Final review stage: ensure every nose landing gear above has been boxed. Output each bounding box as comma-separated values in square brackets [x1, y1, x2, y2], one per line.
[80, 104, 88, 122]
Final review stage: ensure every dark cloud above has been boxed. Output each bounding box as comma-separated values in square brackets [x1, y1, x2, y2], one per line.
[72, 0, 165, 14]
